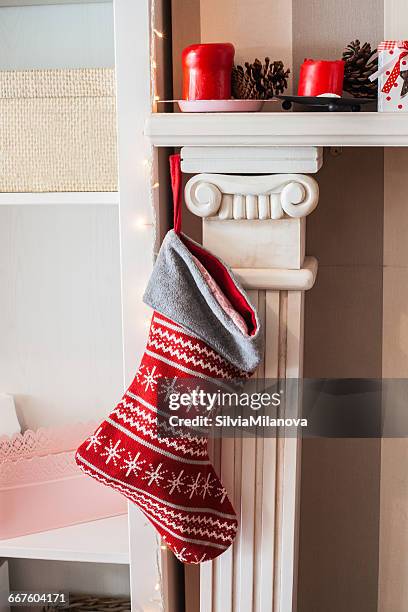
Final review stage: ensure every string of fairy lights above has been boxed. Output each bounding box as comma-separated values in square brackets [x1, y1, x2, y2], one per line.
[136, 1, 162, 241]
[147, 3, 167, 608]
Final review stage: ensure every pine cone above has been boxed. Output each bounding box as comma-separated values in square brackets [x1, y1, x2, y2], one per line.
[232, 57, 290, 99]
[342, 40, 378, 99]
[232, 65, 261, 99]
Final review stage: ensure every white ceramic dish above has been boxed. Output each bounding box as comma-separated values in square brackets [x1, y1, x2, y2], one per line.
[178, 99, 267, 112]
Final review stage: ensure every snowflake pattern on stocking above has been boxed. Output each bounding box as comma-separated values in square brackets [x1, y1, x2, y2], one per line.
[165, 469, 186, 495]
[171, 544, 188, 562]
[135, 364, 145, 382]
[142, 462, 167, 486]
[85, 427, 107, 453]
[158, 376, 179, 401]
[120, 451, 145, 478]
[215, 486, 228, 504]
[142, 365, 161, 392]
[186, 473, 202, 499]
[179, 385, 202, 414]
[75, 311, 243, 564]
[100, 439, 125, 466]
[200, 473, 216, 499]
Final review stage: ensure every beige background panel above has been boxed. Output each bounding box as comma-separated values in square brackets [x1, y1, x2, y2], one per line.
[379, 438, 408, 612]
[384, 0, 408, 38]
[383, 267, 408, 377]
[304, 265, 383, 379]
[200, 0, 292, 85]
[293, 0, 384, 608]
[292, 0, 383, 89]
[307, 148, 384, 267]
[380, 3, 408, 611]
[383, 149, 408, 268]
[299, 438, 381, 612]
[171, 0, 201, 101]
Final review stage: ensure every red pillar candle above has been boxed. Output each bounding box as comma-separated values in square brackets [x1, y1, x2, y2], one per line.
[182, 43, 235, 100]
[298, 59, 345, 96]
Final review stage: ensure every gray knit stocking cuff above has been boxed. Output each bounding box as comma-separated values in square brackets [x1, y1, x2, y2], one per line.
[143, 230, 263, 373]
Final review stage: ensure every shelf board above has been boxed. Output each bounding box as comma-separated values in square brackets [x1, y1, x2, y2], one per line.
[145, 112, 408, 147]
[0, 1, 112, 6]
[0, 192, 119, 205]
[0, 515, 129, 564]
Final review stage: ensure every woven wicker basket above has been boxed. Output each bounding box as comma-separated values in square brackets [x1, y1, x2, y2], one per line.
[0, 68, 118, 192]
[43, 595, 130, 612]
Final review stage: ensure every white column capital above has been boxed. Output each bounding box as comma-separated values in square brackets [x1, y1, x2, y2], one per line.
[184, 172, 319, 273]
[184, 173, 319, 222]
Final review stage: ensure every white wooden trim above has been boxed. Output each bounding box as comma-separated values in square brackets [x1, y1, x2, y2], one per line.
[233, 257, 318, 291]
[0, 0, 111, 6]
[0, 192, 119, 205]
[113, 0, 162, 610]
[181, 146, 323, 174]
[146, 112, 408, 147]
[0, 516, 129, 564]
[196, 168, 316, 611]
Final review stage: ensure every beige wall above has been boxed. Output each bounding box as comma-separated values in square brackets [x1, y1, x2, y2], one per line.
[380, 189, 408, 612]
[300, 148, 384, 612]
[172, 0, 292, 96]
[379, 5, 408, 612]
[171, 0, 201, 100]
[200, 0, 292, 75]
[292, 0, 383, 90]
[292, 1, 384, 609]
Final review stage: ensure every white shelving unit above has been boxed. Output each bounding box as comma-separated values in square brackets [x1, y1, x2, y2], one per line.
[0, 516, 129, 564]
[0, 0, 127, 599]
[0, 1, 111, 6]
[0, 192, 119, 205]
[146, 112, 408, 147]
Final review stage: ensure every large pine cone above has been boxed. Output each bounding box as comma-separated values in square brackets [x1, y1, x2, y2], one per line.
[232, 65, 261, 99]
[232, 57, 290, 99]
[342, 40, 378, 99]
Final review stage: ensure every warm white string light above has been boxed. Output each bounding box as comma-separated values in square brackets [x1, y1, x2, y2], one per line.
[144, 4, 163, 608]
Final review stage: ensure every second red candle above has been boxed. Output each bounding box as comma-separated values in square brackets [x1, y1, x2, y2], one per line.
[298, 59, 345, 97]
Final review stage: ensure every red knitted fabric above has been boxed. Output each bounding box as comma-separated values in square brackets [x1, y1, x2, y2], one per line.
[76, 312, 244, 564]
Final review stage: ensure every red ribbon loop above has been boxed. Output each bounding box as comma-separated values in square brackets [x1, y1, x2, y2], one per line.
[170, 154, 182, 235]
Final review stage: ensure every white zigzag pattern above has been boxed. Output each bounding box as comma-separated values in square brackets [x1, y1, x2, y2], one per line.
[147, 338, 233, 379]
[77, 462, 233, 550]
[138, 497, 235, 543]
[150, 325, 228, 367]
[111, 408, 208, 458]
[151, 323, 248, 378]
[117, 398, 207, 442]
[113, 405, 206, 445]
[115, 403, 207, 446]
[139, 494, 236, 531]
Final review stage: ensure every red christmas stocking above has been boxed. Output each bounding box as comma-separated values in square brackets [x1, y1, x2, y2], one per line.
[76, 161, 262, 564]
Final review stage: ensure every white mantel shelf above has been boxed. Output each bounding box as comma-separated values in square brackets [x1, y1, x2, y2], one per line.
[0, 516, 129, 564]
[145, 112, 408, 147]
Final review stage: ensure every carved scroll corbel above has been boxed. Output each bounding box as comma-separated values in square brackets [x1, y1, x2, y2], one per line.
[184, 173, 319, 221]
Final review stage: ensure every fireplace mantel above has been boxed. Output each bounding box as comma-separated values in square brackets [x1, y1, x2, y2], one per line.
[145, 139, 321, 612]
[146, 111, 408, 147]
